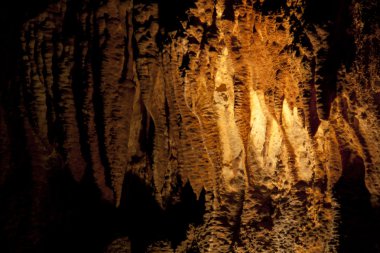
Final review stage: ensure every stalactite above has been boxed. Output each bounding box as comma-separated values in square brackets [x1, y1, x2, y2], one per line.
[1, 0, 379, 252]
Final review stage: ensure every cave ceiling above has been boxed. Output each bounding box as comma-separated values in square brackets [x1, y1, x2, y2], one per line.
[0, 0, 379, 252]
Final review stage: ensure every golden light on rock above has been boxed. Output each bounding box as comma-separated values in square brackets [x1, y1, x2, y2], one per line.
[0, 0, 379, 252]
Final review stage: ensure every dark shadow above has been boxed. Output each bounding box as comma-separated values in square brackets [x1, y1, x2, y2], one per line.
[0, 0, 56, 97]
[157, 0, 195, 33]
[252, 0, 288, 15]
[333, 151, 380, 253]
[0, 159, 118, 253]
[304, 0, 355, 119]
[42, 169, 118, 253]
[222, 0, 236, 21]
[118, 173, 205, 252]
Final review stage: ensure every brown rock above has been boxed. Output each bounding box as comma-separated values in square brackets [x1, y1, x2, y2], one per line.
[1, 0, 379, 252]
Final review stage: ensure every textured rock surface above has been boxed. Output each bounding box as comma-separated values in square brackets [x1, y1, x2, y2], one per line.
[0, 0, 379, 252]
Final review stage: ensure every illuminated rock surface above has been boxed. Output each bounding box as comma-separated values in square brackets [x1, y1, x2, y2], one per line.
[0, 0, 379, 252]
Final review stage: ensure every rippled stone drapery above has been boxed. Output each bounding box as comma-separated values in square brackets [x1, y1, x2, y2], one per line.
[0, 0, 379, 252]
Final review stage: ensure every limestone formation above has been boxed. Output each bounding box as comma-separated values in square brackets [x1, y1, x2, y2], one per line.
[0, 0, 379, 252]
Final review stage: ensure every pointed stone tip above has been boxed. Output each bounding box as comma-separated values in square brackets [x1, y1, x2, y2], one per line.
[115, 190, 121, 208]
[111, 171, 126, 208]
[115, 200, 121, 208]
[101, 187, 115, 204]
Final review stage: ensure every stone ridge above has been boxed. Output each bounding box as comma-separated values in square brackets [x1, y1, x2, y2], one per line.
[2, 0, 379, 252]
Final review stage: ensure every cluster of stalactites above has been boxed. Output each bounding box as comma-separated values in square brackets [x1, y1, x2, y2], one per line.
[18, 0, 380, 251]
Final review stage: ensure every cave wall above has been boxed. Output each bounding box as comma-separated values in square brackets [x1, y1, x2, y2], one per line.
[0, 0, 379, 252]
